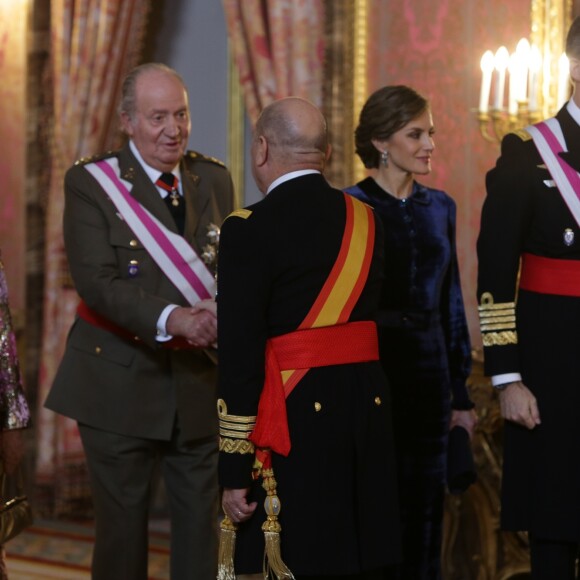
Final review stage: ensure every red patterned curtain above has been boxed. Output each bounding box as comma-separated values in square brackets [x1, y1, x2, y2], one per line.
[36, 0, 151, 518]
[222, 0, 325, 124]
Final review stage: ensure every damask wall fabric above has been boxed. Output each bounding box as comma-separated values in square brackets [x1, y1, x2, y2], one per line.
[222, 0, 325, 124]
[366, 0, 531, 342]
[36, 0, 151, 517]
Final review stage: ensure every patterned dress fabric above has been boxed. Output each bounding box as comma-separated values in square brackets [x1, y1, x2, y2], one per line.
[0, 259, 29, 431]
[0, 257, 30, 580]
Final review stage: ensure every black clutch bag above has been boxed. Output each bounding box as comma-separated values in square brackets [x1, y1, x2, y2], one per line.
[0, 469, 33, 544]
[447, 426, 477, 495]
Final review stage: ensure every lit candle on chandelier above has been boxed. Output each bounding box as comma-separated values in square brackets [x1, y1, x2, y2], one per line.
[528, 44, 542, 112]
[494, 46, 509, 110]
[479, 50, 494, 113]
[515, 38, 531, 102]
[508, 52, 521, 115]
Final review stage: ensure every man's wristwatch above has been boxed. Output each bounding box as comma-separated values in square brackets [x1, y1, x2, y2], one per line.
[494, 382, 511, 391]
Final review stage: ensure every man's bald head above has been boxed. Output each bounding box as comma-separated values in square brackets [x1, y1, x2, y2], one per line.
[255, 97, 329, 169]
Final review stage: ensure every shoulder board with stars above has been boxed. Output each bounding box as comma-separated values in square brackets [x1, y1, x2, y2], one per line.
[224, 209, 252, 222]
[186, 150, 226, 168]
[74, 150, 118, 166]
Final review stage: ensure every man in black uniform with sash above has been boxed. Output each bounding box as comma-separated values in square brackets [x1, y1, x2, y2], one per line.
[46, 63, 234, 579]
[477, 18, 580, 579]
[216, 97, 400, 579]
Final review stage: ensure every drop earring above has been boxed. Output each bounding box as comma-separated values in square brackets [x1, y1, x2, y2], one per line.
[380, 150, 389, 167]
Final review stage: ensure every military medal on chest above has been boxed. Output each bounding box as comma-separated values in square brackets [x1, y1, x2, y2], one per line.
[564, 228, 575, 246]
[128, 259, 139, 277]
[201, 223, 221, 267]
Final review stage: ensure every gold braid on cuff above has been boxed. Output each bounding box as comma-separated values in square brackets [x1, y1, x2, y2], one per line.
[217, 398, 256, 454]
[478, 292, 518, 346]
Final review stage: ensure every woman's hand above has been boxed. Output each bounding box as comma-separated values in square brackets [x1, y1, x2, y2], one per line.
[449, 408, 478, 439]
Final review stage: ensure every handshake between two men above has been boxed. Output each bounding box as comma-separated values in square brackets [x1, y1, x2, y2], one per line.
[166, 299, 218, 349]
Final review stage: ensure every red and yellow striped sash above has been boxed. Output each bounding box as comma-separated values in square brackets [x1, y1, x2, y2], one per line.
[250, 194, 377, 464]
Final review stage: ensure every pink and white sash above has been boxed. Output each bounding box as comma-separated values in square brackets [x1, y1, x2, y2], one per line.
[84, 157, 215, 305]
[527, 118, 580, 228]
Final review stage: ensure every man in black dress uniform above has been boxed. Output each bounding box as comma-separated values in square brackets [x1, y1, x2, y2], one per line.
[216, 97, 401, 579]
[477, 17, 580, 579]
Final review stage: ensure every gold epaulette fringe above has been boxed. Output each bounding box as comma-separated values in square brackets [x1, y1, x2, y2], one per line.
[217, 516, 237, 580]
[261, 469, 294, 579]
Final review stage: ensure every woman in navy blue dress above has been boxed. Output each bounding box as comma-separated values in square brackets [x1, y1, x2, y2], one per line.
[344, 85, 476, 579]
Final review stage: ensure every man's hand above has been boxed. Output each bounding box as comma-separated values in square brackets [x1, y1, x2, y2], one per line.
[222, 487, 258, 524]
[499, 381, 541, 430]
[166, 306, 217, 347]
[191, 299, 217, 317]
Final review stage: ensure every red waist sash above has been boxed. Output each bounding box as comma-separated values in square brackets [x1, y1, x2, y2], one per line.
[249, 320, 379, 460]
[270, 320, 379, 369]
[76, 300, 197, 350]
[519, 252, 580, 297]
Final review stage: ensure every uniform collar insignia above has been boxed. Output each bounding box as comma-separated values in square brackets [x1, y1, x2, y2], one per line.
[122, 166, 136, 181]
[185, 170, 200, 185]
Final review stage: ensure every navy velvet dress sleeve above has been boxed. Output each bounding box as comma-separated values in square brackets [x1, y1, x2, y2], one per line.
[440, 197, 473, 410]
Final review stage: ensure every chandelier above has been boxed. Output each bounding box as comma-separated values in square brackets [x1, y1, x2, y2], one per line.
[477, 39, 569, 143]
[476, 0, 572, 143]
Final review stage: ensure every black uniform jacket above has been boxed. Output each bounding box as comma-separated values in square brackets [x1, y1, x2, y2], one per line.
[217, 173, 401, 575]
[46, 143, 234, 442]
[478, 105, 580, 376]
[477, 105, 580, 538]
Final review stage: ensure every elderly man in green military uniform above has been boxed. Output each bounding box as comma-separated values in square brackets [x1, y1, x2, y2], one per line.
[46, 63, 234, 580]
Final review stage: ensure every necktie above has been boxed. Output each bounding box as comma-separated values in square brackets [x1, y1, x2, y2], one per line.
[156, 172, 180, 206]
[156, 172, 185, 235]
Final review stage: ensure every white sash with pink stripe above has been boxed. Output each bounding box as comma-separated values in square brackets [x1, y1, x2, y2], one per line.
[526, 118, 580, 228]
[84, 157, 215, 305]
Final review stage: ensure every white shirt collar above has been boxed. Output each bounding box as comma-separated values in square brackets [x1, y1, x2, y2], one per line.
[129, 140, 182, 196]
[266, 169, 320, 195]
[566, 98, 580, 126]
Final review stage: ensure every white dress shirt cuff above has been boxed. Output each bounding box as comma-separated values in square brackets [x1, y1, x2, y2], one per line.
[491, 372, 522, 387]
[156, 304, 179, 342]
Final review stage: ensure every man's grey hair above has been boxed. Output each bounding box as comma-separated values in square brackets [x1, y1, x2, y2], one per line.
[118, 62, 186, 119]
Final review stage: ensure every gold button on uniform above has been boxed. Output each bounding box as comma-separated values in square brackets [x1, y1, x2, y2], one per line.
[374, 397, 382, 406]
[314, 402, 322, 412]
[95, 346, 102, 355]
[129, 239, 138, 247]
